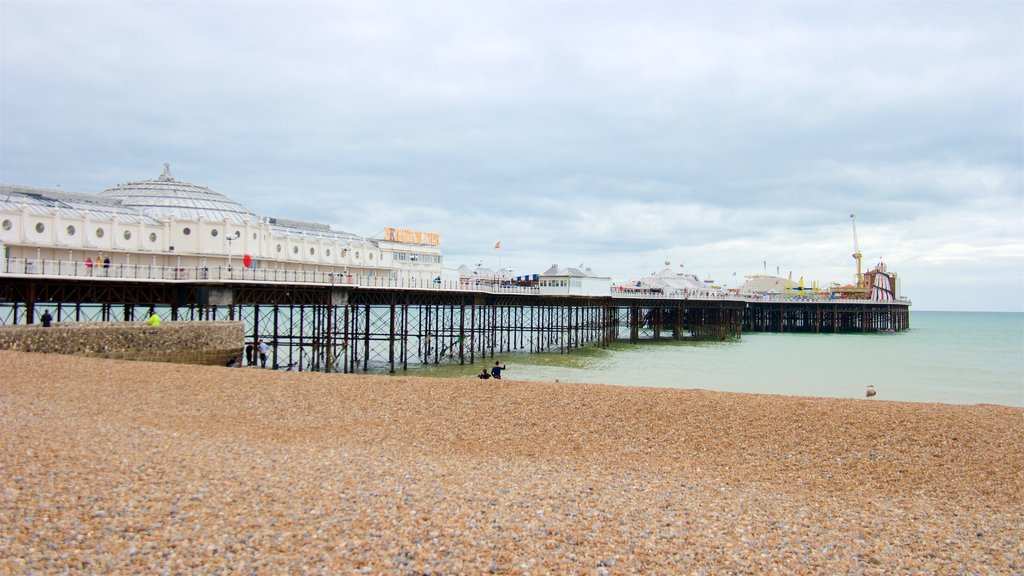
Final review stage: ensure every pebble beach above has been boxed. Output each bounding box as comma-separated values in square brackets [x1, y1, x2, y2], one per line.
[1, 350, 1021, 574]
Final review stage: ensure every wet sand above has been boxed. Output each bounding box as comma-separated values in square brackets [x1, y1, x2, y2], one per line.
[1, 350, 1021, 574]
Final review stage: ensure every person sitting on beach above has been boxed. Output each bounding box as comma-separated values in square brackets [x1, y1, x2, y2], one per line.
[490, 361, 506, 379]
[145, 308, 161, 327]
[478, 369, 491, 380]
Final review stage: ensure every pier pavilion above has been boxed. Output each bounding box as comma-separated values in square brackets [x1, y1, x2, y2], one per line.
[1, 164, 444, 287]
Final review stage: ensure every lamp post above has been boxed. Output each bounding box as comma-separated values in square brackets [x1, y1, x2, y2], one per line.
[226, 230, 240, 273]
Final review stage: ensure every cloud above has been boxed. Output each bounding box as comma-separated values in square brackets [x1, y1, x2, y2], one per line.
[1, 1, 1021, 311]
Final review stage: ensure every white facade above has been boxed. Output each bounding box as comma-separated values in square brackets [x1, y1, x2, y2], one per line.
[0, 165, 443, 282]
[537, 265, 611, 296]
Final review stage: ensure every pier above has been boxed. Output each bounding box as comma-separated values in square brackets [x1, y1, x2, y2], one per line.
[1, 258, 909, 373]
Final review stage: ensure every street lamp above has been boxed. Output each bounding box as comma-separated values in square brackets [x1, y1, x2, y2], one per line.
[226, 230, 241, 272]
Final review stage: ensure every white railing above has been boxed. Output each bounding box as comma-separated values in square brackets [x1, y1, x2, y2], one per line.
[0, 257, 540, 295]
[0, 257, 910, 305]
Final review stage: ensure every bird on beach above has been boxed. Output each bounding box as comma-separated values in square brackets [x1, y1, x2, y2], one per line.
[866, 385, 877, 398]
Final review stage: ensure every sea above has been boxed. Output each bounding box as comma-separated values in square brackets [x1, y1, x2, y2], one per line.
[412, 311, 1024, 407]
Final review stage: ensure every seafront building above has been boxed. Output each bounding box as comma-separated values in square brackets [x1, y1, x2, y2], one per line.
[0, 164, 444, 285]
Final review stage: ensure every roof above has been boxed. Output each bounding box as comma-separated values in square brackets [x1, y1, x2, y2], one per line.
[97, 163, 261, 225]
[3, 165, 373, 246]
[541, 264, 599, 277]
[1, 184, 162, 225]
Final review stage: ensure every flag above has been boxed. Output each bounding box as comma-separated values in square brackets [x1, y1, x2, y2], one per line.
[494, 241, 501, 249]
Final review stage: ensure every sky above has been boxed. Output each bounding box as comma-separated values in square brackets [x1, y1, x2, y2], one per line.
[1, 1, 1021, 312]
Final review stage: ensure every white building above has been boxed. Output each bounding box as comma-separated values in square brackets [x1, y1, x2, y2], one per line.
[0, 164, 443, 283]
[615, 264, 722, 297]
[537, 265, 611, 296]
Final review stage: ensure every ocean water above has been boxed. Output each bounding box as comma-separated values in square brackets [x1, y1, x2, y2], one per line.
[412, 311, 1024, 407]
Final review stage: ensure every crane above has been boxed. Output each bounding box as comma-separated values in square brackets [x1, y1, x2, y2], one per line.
[850, 213, 863, 288]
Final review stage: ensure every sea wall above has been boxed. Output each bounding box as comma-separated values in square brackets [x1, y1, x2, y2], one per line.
[0, 321, 244, 366]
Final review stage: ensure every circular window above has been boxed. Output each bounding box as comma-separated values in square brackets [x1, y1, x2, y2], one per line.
[325, 249, 331, 257]
[354, 251, 360, 260]
[35, 222, 45, 233]
[252, 232, 257, 240]
[123, 230, 132, 240]
[276, 244, 282, 253]
[309, 247, 315, 255]
[149, 232, 157, 242]
[292, 246, 299, 254]
[1, 219, 11, 231]
[369, 253, 374, 261]
[211, 229, 219, 237]
[183, 227, 191, 236]
[95, 227, 105, 238]
[66, 225, 76, 236]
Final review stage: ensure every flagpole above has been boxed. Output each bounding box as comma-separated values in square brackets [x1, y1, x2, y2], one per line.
[493, 241, 502, 285]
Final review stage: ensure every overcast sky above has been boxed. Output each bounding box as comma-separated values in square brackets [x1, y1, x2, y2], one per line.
[2, 1, 1021, 311]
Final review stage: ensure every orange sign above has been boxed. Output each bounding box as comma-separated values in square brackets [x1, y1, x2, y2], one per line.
[384, 227, 440, 246]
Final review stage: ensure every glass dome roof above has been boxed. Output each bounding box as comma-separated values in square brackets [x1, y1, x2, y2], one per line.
[98, 163, 261, 225]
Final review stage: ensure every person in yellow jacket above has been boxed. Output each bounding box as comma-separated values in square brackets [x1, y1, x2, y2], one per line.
[145, 307, 161, 327]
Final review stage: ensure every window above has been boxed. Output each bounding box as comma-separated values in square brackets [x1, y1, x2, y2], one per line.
[292, 246, 299, 254]
[325, 249, 331, 257]
[369, 253, 374, 261]
[1, 219, 11, 231]
[276, 244, 282, 253]
[354, 251, 360, 260]
[149, 232, 157, 242]
[66, 225, 76, 236]
[123, 230, 132, 240]
[35, 222, 45, 233]
[252, 232, 257, 240]
[183, 227, 191, 236]
[95, 227, 105, 238]
[309, 247, 315, 256]
[211, 229, 219, 237]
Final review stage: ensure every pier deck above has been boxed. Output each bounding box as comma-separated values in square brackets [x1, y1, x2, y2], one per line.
[1, 259, 910, 372]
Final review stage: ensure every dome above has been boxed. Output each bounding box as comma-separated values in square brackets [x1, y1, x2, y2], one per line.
[98, 163, 261, 225]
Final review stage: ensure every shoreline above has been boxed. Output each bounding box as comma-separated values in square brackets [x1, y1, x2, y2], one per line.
[2, 350, 1021, 573]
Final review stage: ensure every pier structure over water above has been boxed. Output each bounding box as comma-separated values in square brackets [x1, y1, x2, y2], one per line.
[1, 261, 908, 373]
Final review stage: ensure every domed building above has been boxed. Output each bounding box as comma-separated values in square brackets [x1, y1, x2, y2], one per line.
[0, 164, 443, 283]
[99, 163, 263, 225]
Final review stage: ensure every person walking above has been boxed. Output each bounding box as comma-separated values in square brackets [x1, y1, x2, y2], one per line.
[257, 339, 269, 368]
[245, 343, 255, 367]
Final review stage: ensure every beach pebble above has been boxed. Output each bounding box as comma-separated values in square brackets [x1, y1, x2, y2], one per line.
[0, 350, 1020, 574]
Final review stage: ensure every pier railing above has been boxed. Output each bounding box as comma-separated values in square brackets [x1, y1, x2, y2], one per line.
[1, 257, 909, 305]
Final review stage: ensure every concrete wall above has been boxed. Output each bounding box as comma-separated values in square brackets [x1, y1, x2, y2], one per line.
[0, 321, 244, 366]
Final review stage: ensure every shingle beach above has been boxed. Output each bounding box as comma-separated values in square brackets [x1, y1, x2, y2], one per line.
[2, 350, 1021, 574]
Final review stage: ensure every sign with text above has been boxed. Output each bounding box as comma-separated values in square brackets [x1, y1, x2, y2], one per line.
[384, 227, 440, 246]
